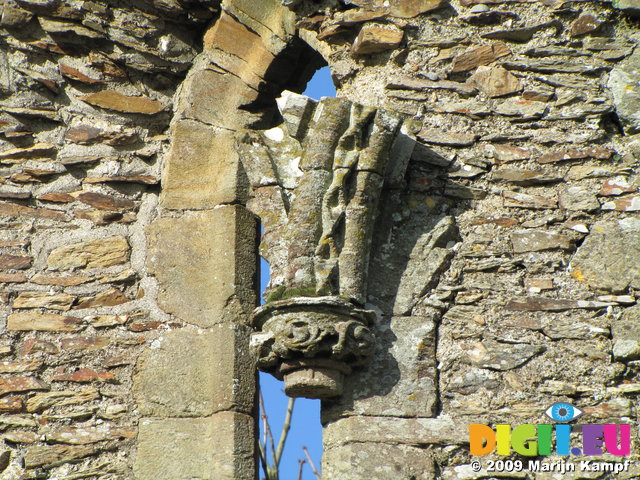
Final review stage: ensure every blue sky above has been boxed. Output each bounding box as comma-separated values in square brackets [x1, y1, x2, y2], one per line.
[259, 66, 335, 480]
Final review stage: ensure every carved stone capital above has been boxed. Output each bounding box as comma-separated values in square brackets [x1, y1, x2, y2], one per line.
[251, 296, 375, 398]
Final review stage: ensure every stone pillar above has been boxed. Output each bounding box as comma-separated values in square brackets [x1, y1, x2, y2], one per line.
[133, 4, 298, 479]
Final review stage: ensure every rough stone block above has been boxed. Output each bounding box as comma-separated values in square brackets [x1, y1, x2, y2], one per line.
[134, 325, 254, 417]
[322, 315, 438, 421]
[177, 68, 263, 130]
[134, 413, 255, 480]
[47, 236, 130, 270]
[570, 218, 640, 293]
[161, 120, 248, 209]
[146, 205, 257, 327]
[323, 415, 466, 448]
[322, 443, 436, 480]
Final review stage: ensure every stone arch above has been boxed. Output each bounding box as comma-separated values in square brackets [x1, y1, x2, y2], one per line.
[135, 3, 329, 479]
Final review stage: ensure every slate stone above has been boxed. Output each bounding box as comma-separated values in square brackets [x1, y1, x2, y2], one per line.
[571, 218, 640, 293]
[608, 49, 640, 133]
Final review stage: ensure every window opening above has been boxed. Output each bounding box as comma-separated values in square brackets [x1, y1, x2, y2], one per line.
[258, 65, 336, 480]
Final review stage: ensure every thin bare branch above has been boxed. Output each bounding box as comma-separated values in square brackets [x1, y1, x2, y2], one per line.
[303, 446, 321, 479]
[274, 396, 295, 467]
[259, 391, 277, 469]
[297, 459, 306, 480]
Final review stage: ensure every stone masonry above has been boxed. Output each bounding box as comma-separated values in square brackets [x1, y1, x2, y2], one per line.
[1, 0, 640, 479]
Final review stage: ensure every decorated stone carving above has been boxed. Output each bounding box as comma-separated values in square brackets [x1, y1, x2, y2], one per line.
[237, 91, 417, 398]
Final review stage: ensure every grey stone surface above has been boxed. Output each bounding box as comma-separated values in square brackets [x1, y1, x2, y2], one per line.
[612, 305, 640, 361]
[571, 218, 640, 293]
[146, 206, 257, 327]
[608, 48, 640, 133]
[323, 442, 436, 480]
[134, 413, 255, 480]
[133, 325, 254, 416]
[322, 314, 438, 421]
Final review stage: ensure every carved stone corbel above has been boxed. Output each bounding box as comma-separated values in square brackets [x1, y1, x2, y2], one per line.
[237, 91, 416, 398]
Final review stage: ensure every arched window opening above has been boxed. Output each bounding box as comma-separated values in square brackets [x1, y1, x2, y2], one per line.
[258, 66, 336, 480]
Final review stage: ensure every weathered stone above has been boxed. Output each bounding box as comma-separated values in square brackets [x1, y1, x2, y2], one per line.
[559, 187, 600, 212]
[75, 209, 135, 225]
[4, 431, 40, 443]
[462, 10, 518, 26]
[0, 360, 42, 374]
[0, 396, 24, 412]
[24, 444, 108, 469]
[544, 319, 609, 340]
[26, 388, 99, 412]
[386, 76, 477, 96]
[482, 20, 562, 43]
[491, 168, 561, 185]
[60, 336, 110, 352]
[323, 415, 466, 448]
[506, 297, 615, 311]
[134, 413, 255, 480]
[323, 443, 436, 480]
[134, 325, 254, 417]
[323, 315, 438, 420]
[524, 278, 554, 292]
[503, 190, 557, 209]
[494, 99, 547, 120]
[47, 236, 130, 270]
[608, 49, 640, 133]
[347, 0, 449, 17]
[462, 340, 544, 370]
[75, 288, 130, 309]
[59, 63, 103, 84]
[602, 196, 640, 212]
[571, 218, 640, 293]
[0, 273, 28, 282]
[80, 91, 165, 114]
[0, 376, 49, 395]
[487, 144, 530, 162]
[7, 312, 83, 331]
[0, 190, 31, 200]
[612, 305, 640, 360]
[503, 58, 609, 74]
[351, 24, 403, 55]
[0, 143, 55, 160]
[418, 128, 476, 146]
[85, 314, 129, 328]
[511, 230, 572, 252]
[147, 206, 256, 327]
[37, 192, 75, 203]
[568, 165, 621, 181]
[451, 42, 510, 73]
[0, 254, 32, 270]
[13, 292, 76, 311]
[65, 125, 137, 145]
[538, 147, 612, 163]
[0, 415, 37, 429]
[45, 425, 135, 444]
[522, 89, 554, 102]
[19, 339, 59, 356]
[52, 369, 115, 383]
[599, 177, 637, 196]
[30, 273, 92, 286]
[84, 174, 159, 185]
[570, 13, 603, 36]
[161, 121, 247, 209]
[468, 65, 521, 97]
[613, 0, 640, 16]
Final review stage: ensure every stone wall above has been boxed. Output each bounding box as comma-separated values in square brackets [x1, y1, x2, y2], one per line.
[1, 0, 640, 479]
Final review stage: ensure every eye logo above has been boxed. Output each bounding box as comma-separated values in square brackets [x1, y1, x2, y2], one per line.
[545, 402, 583, 423]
